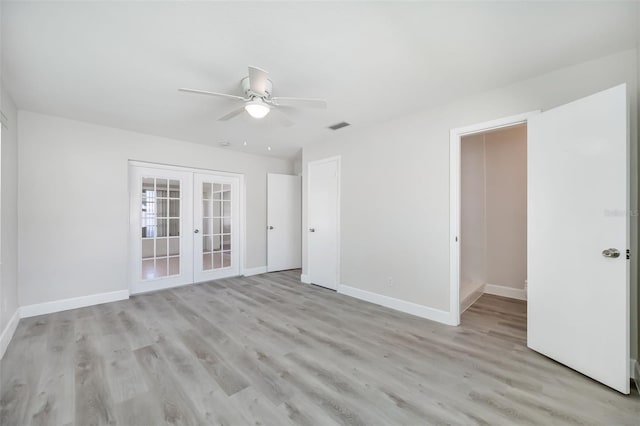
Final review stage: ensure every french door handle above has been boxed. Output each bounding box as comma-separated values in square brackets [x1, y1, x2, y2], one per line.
[309, 228, 315, 233]
[268, 226, 274, 230]
[194, 229, 200, 234]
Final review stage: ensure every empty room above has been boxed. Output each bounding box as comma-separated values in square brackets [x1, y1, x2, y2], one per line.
[1, 1, 639, 425]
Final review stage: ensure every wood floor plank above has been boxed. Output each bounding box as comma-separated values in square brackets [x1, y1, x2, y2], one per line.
[133, 345, 204, 426]
[0, 329, 49, 425]
[1, 271, 639, 425]
[74, 310, 117, 426]
[178, 329, 250, 397]
[27, 311, 76, 426]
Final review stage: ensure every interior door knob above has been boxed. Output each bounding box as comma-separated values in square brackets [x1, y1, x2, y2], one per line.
[602, 248, 620, 258]
[194, 229, 200, 234]
[268, 226, 274, 230]
[309, 228, 315, 232]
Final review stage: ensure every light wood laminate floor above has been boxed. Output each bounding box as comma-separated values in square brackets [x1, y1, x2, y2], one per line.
[1, 270, 638, 425]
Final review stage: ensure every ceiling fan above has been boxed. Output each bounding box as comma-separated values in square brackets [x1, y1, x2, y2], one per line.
[179, 66, 327, 126]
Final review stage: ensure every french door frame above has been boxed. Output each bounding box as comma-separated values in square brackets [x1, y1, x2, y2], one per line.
[128, 161, 246, 294]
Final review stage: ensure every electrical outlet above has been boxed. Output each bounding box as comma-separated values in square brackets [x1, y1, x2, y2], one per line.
[386, 276, 393, 286]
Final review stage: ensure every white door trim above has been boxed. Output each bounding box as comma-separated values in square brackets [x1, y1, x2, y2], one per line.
[449, 111, 540, 325]
[128, 160, 245, 293]
[306, 155, 341, 288]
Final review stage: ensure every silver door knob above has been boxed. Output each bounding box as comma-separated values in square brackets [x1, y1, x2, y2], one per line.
[602, 248, 620, 258]
[194, 229, 200, 234]
[268, 226, 274, 230]
[309, 228, 315, 232]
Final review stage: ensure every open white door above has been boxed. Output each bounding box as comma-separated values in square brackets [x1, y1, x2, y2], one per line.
[308, 157, 340, 290]
[528, 84, 629, 394]
[267, 174, 302, 272]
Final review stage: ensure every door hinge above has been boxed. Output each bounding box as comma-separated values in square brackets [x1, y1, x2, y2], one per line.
[626, 249, 630, 260]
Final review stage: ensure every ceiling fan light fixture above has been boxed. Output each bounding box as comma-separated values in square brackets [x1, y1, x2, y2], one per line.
[245, 100, 270, 119]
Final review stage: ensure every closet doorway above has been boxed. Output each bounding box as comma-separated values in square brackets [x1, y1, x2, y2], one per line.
[129, 162, 243, 294]
[459, 124, 528, 313]
[449, 84, 631, 394]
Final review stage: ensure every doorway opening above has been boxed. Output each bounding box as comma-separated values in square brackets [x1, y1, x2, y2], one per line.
[459, 124, 527, 314]
[449, 111, 538, 325]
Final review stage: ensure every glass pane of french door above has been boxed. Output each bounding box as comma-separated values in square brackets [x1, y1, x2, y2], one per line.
[141, 177, 182, 279]
[194, 173, 240, 282]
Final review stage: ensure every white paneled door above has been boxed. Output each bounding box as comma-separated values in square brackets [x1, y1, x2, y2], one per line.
[307, 157, 340, 290]
[528, 84, 629, 394]
[130, 165, 241, 294]
[267, 173, 302, 272]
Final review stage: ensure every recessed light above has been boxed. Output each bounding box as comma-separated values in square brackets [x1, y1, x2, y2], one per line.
[267, 146, 272, 151]
[243, 141, 248, 146]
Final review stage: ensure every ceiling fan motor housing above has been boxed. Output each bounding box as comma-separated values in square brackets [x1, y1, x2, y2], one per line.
[241, 76, 272, 98]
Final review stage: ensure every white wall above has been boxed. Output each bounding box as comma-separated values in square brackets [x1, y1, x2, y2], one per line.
[17, 111, 292, 306]
[485, 126, 527, 289]
[0, 86, 19, 340]
[460, 133, 486, 292]
[302, 49, 638, 358]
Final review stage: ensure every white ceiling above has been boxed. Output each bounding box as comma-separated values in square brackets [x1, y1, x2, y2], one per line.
[2, 1, 637, 159]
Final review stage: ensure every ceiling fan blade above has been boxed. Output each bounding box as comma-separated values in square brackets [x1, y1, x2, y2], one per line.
[269, 108, 295, 127]
[218, 106, 246, 121]
[179, 88, 245, 101]
[248, 66, 269, 96]
[270, 97, 327, 109]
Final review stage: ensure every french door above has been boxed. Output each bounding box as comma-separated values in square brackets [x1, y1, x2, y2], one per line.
[193, 173, 240, 282]
[129, 164, 241, 294]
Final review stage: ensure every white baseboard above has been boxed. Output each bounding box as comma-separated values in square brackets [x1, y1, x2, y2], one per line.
[632, 359, 638, 384]
[0, 310, 20, 360]
[300, 274, 311, 284]
[337, 284, 456, 326]
[19, 290, 130, 318]
[484, 283, 527, 301]
[461, 283, 486, 314]
[243, 266, 267, 277]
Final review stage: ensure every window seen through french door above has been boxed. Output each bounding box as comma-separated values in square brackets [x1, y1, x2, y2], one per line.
[129, 164, 241, 294]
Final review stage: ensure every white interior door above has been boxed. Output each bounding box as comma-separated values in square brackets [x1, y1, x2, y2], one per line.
[267, 173, 302, 272]
[308, 157, 340, 290]
[193, 173, 240, 282]
[528, 84, 629, 394]
[129, 166, 194, 294]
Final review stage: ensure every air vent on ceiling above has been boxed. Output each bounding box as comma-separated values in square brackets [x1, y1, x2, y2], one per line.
[328, 121, 350, 131]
